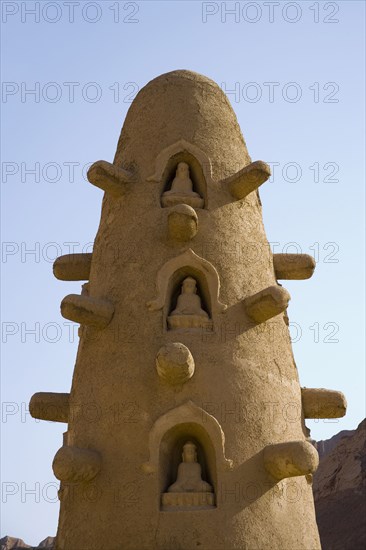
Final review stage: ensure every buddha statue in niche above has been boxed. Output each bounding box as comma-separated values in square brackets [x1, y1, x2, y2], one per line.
[168, 441, 213, 493]
[161, 441, 215, 509]
[161, 162, 204, 208]
[167, 277, 212, 330]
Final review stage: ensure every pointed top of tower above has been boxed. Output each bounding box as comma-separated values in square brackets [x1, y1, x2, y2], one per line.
[114, 69, 250, 180]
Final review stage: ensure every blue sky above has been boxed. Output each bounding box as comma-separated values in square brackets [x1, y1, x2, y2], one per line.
[1, 0, 365, 544]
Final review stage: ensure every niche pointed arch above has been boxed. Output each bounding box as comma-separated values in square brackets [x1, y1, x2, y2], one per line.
[147, 139, 214, 208]
[141, 401, 233, 477]
[147, 249, 227, 325]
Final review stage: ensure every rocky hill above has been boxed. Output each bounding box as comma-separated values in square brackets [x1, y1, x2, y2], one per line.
[316, 428, 355, 459]
[0, 537, 54, 550]
[313, 418, 366, 550]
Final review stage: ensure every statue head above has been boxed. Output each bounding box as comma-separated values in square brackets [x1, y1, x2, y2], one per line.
[182, 441, 197, 463]
[182, 277, 197, 295]
[176, 162, 190, 179]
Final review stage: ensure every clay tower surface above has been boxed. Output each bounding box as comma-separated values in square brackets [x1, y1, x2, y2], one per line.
[30, 70, 347, 549]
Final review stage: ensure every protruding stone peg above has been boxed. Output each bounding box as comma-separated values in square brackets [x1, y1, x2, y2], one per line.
[29, 392, 70, 423]
[53, 446, 101, 483]
[87, 160, 135, 198]
[244, 285, 290, 323]
[264, 440, 319, 481]
[61, 294, 114, 329]
[53, 253, 92, 281]
[223, 161, 271, 200]
[273, 254, 316, 280]
[168, 204, 198, 241]
[156, 343, 195, 385]
[302, 388, 347, 419]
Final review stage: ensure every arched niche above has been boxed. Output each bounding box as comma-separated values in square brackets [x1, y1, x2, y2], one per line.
[160, 153, 206, 208]
[141, 401, 233, 486]
[160, 424, 216, 508]
[147, 249, 227, 331]
[167, 269, 212, 331]
[147, 139, 214, 208]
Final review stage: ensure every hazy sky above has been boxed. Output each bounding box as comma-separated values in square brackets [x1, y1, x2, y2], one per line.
[1, 0, 365, 544]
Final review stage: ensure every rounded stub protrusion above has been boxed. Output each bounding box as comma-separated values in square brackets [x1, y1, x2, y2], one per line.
[223, 160, 271, 200]
[168, 204, 198, 242]
[53, 253, 92, 281]
[301, 388, 347, 419]
[60, 294, 114, 329]
[263, 440, 319, 481]
[273, 254, 316, 280]
[87, 160, 135, 198]
[29, 392, 70, 423]
[156, 343, 195, 385]
[244, 285, 291, 324]
[52, 445, 102, 483]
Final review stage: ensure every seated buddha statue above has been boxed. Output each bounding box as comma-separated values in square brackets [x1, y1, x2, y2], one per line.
[168, 441, 213, 494]
[168, 277, 211, 330]
[161, 162, 204, 208]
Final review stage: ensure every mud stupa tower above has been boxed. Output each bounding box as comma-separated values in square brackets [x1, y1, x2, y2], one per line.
[30, 71, 347, 549]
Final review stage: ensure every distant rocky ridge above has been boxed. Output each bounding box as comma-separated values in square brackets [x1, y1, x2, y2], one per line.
[0, 536, 54, 550]
[313, 418, 366, 550]
[316, 428, 355, 459]
[2, 421, 365, 550]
